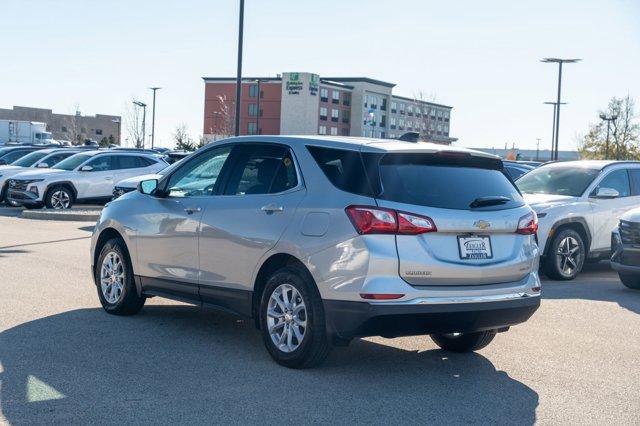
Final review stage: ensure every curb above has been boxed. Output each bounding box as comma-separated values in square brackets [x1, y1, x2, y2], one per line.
[21, 209, 101, 222]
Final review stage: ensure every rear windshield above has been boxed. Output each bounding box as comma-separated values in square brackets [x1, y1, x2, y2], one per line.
[516, 166, 600, 197]
[53, 153, 92, 171]
[373, 153, 524, 210]
[12, 151, 48, 167]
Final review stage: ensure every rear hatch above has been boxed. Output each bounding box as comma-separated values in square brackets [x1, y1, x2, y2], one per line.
[362, 148, 536, 286]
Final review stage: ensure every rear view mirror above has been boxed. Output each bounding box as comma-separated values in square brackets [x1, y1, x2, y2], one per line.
[37, 162, 49, 168]
[594, 187, 620, 198]
[138, 179, 159, 195]
[80, 165, 93, 172]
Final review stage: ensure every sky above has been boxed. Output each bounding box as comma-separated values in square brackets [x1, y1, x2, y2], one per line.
[1, 0, 639, 151]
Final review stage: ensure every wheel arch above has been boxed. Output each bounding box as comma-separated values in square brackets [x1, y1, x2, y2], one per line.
[251, 252, 316, 328]
[44, 181, 78, 200]
[543, 217, 591, 257]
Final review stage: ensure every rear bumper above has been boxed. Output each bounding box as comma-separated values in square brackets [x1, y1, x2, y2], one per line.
[324, 295, 540, 339]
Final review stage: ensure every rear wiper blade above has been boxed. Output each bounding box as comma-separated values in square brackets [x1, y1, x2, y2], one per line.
[469, 196, 511, 208]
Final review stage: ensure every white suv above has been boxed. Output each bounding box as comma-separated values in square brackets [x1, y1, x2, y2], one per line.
[7, 151, 167, 209]
[516, 160, 640, 280]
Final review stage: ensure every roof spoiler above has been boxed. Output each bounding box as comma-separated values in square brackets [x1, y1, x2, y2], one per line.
[397, 132, 420, 143]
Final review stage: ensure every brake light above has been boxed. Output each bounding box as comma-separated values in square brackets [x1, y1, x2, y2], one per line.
[345, 206, 437, 235]
[516, 211, 538, 235]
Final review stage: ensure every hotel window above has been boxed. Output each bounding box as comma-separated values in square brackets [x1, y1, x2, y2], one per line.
[248, 103, 258, 117]
[399, 103, 405, 115]
[247, 122, 257, 135]
[407, 120, 412, 130]
[437, 124, 442, 132]
[330, 127, 338, 136]
[342, 110, 350, 124]
[341, 128, 349, 136]
[381, 98, 387, 111]
[444, 124, 449, 133]
[430, 109, 436, 118]
[390, 117, 396, 129]
[369, 95, 377, 109]
[320, 88, 329, 102]
[343, 92, 351, 106]
[331, 109, 339, 122]
[437, 110, 443, 118]
[332, 90, 340, 104]
[391, 101, 397, 113]
[249, 84, 259, 98]
[430, 122, 435, 130]
[320, 107, 328, 120]
[407, 105, 413, 116]
[399, 118, 405, 130]
[95, 129, 103, 135]
[364, 95, 368, 107]
[380, 115, 386, 127]
[318, 125, 327, 135]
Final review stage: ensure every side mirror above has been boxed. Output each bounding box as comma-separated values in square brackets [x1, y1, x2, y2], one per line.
[594, 187, 620, 198]
[138, 179, 159, 196]
[37, 162, 49, 168]
[80, 165, 93, 172]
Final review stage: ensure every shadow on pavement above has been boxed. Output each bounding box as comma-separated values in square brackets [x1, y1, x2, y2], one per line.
[0, 305, 538, 424]
[543, 261, 640, 315]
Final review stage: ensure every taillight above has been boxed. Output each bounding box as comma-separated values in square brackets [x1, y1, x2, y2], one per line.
[360, 293, 405, 300]
[516, 211, 538, 235]
[345, 206, 436, 235]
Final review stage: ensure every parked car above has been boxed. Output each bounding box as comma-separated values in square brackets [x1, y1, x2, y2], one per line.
[0, 148, 86, 204]
[91, 135, 541, 368]
[503, 160, 534, 180]
[162, 150, 191, 164]
[7, 151, 167, 209]
[0, 145, 51, 166]
[112, 159, 183, 200]
[516, 160, 640, 280]
[611, 207, 640, 289]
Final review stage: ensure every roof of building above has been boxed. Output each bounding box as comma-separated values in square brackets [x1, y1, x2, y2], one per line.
[390, 95, 452, 109]
[202, 77, 282, 83]
[320, 77, 396, 88]
[319, 79, 354, 90]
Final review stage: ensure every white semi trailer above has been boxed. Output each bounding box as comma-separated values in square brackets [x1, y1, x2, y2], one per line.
[0, 120, 54, 145]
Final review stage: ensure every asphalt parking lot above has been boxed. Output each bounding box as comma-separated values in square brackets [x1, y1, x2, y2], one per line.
[0, 208, 639, 425]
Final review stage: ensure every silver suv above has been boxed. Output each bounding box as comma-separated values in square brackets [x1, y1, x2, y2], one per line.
[90, 136, 541, 368]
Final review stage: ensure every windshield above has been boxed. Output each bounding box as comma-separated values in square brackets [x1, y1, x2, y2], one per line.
[12, 151, 48, 167]
[516, 166, 600, 197]
[53, 153, 93, 171]
[371, 153, 524, 210]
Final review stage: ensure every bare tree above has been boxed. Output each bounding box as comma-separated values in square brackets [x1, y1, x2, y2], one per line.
[579, 95, 640, 160]
[173, 123, 196, 151]
[124, 99, 144, 148]
[413, 91, 438, 142]
[208, 94, 235, 141]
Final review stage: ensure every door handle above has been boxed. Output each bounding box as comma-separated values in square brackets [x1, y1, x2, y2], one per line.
[184, 207, 202, 215]
[105, 177, 113, 181]
[261, 204, 284, 214]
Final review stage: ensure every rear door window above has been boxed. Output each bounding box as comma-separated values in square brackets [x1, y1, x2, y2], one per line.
[225, 145, 298, 195]
[629, 169, 640, 195]
[370, 153, 524, 210]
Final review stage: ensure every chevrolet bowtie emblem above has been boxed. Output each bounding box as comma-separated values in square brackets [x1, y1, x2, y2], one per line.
[474, 220, 491, 230]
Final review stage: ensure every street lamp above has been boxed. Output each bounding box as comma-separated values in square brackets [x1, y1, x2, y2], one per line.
[111, 118, 121, 146]
[544, 101, 567, 161]
[254, 79, 263, 135]
[133, 100, 147, 149]
[599, 113, 619, 160]
[149, 87, 161, 149]
[234, 0, 245, 136]
[541, 58, 581, 160]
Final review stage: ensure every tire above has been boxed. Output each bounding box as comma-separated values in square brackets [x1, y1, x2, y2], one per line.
[431, 330, 496, 352]
[259, 266, 331, 368]
[45, 185, 74, 210]
[542, 228, 586, 280]
[95, 238, 145, 315]
[619, 272, 640, 290]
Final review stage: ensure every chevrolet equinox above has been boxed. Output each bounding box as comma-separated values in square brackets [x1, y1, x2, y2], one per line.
[90, 136, 541, 368]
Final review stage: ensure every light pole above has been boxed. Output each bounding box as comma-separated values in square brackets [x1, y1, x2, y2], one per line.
[234, 0, 245, 136]
[255, 79, 262, 135]
[543, 101, 567, 161]
[536, 138, 541, 161]
[541, 58, 581, 160]
[599, 113, 619, 160]
[133, 100, 147, 149]
[149, 87, 161, 149]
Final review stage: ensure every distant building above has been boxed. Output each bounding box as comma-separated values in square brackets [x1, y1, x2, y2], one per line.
[0, 106, 121, 144]
[202, 72, 455, 144]
[473, 147, 581, 162]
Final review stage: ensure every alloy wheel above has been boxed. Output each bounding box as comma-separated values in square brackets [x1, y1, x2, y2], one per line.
[556, 236, 581, 276]
[50, 190, 71, 209]
[267, 283, 307, 353]
[100, 251, 125, 304]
